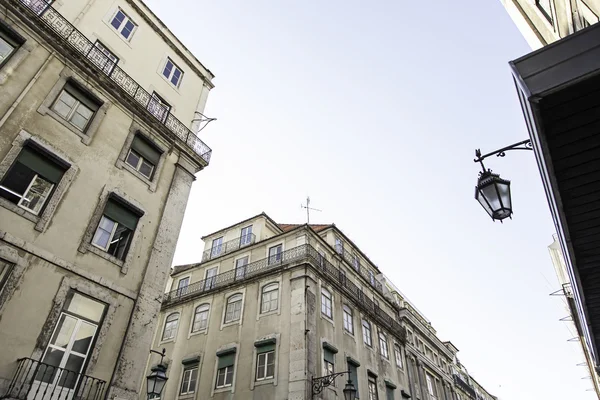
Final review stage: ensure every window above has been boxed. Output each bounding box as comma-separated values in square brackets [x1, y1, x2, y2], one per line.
[318, 250, 326, 267]
[162, 312, 179, 341]
[394, 344, 402, 368]
[216, 351, 235, 388]
[268, 244, 283, 265]
[362, 320, 372, 346]
[179, 365, 198, 395]
[379, 332, 389, 359]
[426, 373, 437, 399]
[261, 283, 279, 313]
[0, 21, 25, 68]
[425, 346, 433, 360]
[347, 361, 359, 399]
[176, 277, 190, 296]
[434, 353, 439, 365]
[536, 0, 553, 23]
[335, 238, 343, 254]
[211, 237, 223, 258]
[352, 254, 360, 271]
[88, 41, 118, 74]
[204, 266, 217, 290]
[162, 58, 184, 87]
[91, 197, 141, 260]
[147, 92, 171, 123]
[368, 270, 375, 286]
[37, 292, 105, 390]
[321, 288, 332, 319]
[192, 304, 209, 332]
[125, 135, 162, 180]
[110, 8, 136, 40]
[0, 261, 13, 292]
[235, 256, 248, 280]
[343, 305, 354, 334]
[323, 347, 335, 379]
[386, 385, 395, 400]
[240, 225, 253, 246]
[368, 374, 379, 400]
[224, 294, 242, 323]
[255, 347, 275, 381]
[0, 145, 67, 215]
[51, 82, 100, 132]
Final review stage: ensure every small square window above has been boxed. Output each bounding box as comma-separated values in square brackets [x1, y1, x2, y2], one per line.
[125, 135, 162, 179]
[110, 9, 136, 40]
[91, 197, 141, 260]
[51, 82, 101, 132]
[0, 21, 25, 68]
[0, 144, 67, 215]
[162, 58, 184, 88]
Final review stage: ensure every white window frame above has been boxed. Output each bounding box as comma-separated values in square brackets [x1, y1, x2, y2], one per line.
[321, 288, 332, 319]
[342, 305, 354, 334]
[235, 256, 248, 281]
[255, 350, 275, 381]
[260, 283, 279, 314]
[335, 237, 343, 254]
[125, 148, 155, 179]
[161, 312, 179, 341]
[224, 293, 243, 323]
[362, 319, 372, 346]
[179, 365, 198, 395]
[91, 215, 118, 251]
[267, 244, 283, 265]
[162, 57, 184, 88]
[204, 266, 218, 291]
[394, 344, 403, 368]
[240, 225, 253, 246]
[0, 173, 54, 215]
[379, 331, 389, 359]
[110, 8, 137, 40]
[51, 89, 95, 132]
[216, 365, 234, 388]
[191, 303, 210, 333]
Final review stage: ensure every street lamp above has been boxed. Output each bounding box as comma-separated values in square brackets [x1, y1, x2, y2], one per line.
[312, 371, 356, 399]
[146, 348, 168, 400]
[473, 139, 533, 222]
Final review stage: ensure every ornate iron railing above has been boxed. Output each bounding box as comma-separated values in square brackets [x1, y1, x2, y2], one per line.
[163, 243, 407, 345]
[339, 248, 384, 295]
[9, 0, 212, 164]
[201, 233, 256, 262]
[454, 374, 477, 399]
[1, 357, 106, 400]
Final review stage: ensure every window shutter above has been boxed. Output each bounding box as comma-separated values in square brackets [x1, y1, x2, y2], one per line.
[256, 343, 275, 354]
[17, 146, 66, 183]
[103, 198, 140, 230]
[386, 386, 395, 400]
[131, 135, 161, 165]
[323, 348, 335, 364]
[217, 353, 235, 369]
[348, 363, 359, 398]
[64, 82, 101, 111]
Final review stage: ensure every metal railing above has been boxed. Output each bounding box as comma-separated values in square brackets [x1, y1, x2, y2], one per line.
[164, 244, 407, 345]
[9, 0, 212, 164]
[339, 248, 384, 294]
[453, 374, 477, 399]
[1, 357, 106, 400]
[201, 234, 256, 262]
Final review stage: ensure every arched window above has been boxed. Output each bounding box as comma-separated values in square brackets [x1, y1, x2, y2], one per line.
[162, 312, 179, 341]
[321, 288, 332, 319]
[261, 283, 279, 314]
[224, 294, 243, 323]
[342, 305, 354, 334]
[192, 304, 210, 332]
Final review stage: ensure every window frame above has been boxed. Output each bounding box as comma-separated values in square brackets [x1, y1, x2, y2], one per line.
[90, 197, 141, 262]
[211, 237, 224, 258]
[368, 374, 379, 400]
[362, 319, 373, 347]
[342, 305, 354, 334]
[0, 19, 25, 70]
[124, 134, 162, 180]
[235, 256, 249, 281]
[161, 312, 179, 342]
[224, 293, 243, 324]
[267, 244, 283, 265]
[191, 303, 210, 333]
[161, 57, 184, 88]
[51, 83, 100, 133]
[110, 8, 137, 41]
[394, 344, 403, 369]
[260, 283, 279, 314]
[255, 350, 275, 381]
[379, 331, 389, 359]
[215, 365, 234, 388]
[179, 365, 198, 395]
[240, 225, 253, 246]
[321, 288, 333, 319]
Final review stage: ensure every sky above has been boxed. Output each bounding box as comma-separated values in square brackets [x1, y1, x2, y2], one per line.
[144, 1, 594, 399]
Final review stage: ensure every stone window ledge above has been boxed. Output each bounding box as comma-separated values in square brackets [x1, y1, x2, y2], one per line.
[79, 242, 125, 269]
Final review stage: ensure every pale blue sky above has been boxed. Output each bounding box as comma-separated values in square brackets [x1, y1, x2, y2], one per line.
[145, 1, 593, 398]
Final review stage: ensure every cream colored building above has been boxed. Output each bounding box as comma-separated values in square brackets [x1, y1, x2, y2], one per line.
[501, 0, 599, 48]
[146, 213, 496, 400]
[0, 0, 214, 399]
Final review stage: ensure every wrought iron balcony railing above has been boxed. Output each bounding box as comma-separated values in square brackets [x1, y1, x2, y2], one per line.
[9, 0, 212, 164]
[453, 374, 477, 399]
[338, 247, 384, 295]
[1, 357, 106, 400]
[201, 233, 256, 262]
[164, 243, 407, 345]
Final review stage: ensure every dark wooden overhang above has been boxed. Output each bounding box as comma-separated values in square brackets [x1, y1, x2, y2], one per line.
[510, 23, 600, 369]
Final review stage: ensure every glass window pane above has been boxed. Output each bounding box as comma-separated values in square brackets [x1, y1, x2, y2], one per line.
[163, 60, 173, 78]
[70, 105, 93, 131]
[38, 348, 64, 383]
[65, 293, 105, 322]
[50, 314, 77, 348]
[58, 354, 85, 388]
[126, 150, 140, 168]
[20, 175, 53, 214]
[107, 223, 132, 260]
[0, 37, 15, 62]
[216, 369, 225, 387]
[71, 322, 96, 354]
[111, 11, 125, 29]
[122, 20, 135, 38]
[139, 160, 154, 178]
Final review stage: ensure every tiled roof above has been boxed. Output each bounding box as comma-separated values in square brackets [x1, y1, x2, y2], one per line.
[278, 223, 332, 233]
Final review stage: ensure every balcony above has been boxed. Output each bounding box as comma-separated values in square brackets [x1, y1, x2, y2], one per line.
[164, 243, 407, 345]
[1, 357, 106, 400]
[7, 0, 212, 164]
[453, 374, 476, 399]
[201, 233, 256, 262]
[338, 247, 384, 295]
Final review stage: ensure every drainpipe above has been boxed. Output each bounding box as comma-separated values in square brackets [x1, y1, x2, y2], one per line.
[0, 52, 54, 129]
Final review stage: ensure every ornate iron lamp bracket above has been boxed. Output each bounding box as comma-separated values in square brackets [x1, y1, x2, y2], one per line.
[474, 139, 532, 171]
[312, 371, 350, 398]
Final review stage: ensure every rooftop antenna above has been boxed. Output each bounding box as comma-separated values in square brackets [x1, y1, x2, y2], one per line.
[301, 196, 321, 224]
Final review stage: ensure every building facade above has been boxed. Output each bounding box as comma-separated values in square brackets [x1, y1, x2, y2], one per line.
[146, 213, 495, 400]
[501, 0, 599, 48]
[0, 0, 214, 399]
